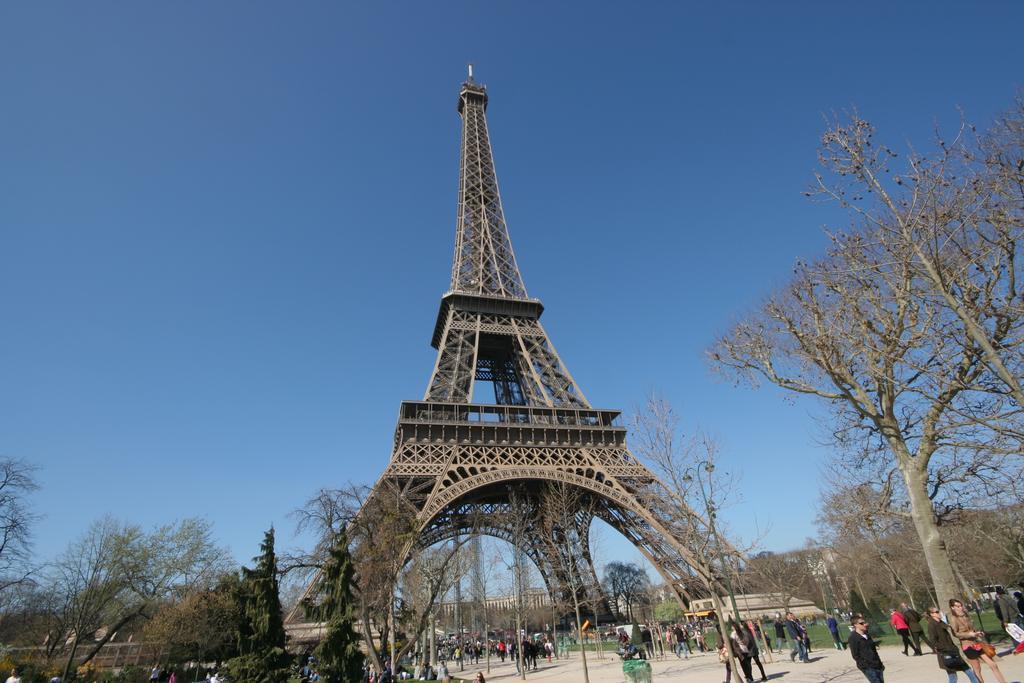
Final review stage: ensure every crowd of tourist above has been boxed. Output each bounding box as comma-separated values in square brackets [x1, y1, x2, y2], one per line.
[847, 593, 1024, 683]
[352, 632, 561, 682]
[73, 590, 1022, 683]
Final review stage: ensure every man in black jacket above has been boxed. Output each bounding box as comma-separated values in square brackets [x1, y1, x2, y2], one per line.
[784, 613, 808, 662]
[848, 616, 885, 683]
[899, 602, 932, 654]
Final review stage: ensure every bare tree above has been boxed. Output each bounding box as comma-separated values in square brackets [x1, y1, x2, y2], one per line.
[744, 550, 818, 613]
[468, 537, 504, 674]
[397, 543, 464, 664]
[284, 486, 358, 581]
[0, 459, 38, 595]
[709, 196, 1022, 610]
[631, 395, 750, 683]
[48, 518, 125, 681]
[540, 481, 594, 683]
[812, 102, 1024, 411]
[601, 562, 649, 623]
[941, 505, 1024, 590]
[492, 487, 535, 681]
[288, 484, 444, 674]
[584, 523, 607, 659]
[818, 481, 930, 606]
[711, 101, 1024, 610]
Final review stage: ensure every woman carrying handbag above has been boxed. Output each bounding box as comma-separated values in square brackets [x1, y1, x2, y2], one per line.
[926, 607, 980, 683]
[949, 599, 1006, 683]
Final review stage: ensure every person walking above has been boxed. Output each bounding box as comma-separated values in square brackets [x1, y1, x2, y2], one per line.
[773, 618, 786, 654]
[717, 639, 732, 683]
[744, 621, 769, 682]
[926, 607, 980, 683]
[729, 620, 755, 683]
[673, 624, 690, 659]
[848, 615, 885, 683]
[949, 599, 1007, 683]
[827, 613, 846, 650]
[758, 621, 772, 653]
[994, 588, 1017, 629]
[890, 607, 920, 656]
[784, 612, 808, 663]
[902, 602, 933, 654]
[797, 617, 811, 654]
[640, 627, 654, 660]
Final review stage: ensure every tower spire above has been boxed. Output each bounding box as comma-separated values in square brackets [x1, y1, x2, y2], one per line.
[450, 71, 529, 299]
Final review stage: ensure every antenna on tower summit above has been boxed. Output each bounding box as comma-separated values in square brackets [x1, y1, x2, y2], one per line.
[467, 63, 474, 81]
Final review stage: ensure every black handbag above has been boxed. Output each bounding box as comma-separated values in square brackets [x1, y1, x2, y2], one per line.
[941, 651, 969, 671]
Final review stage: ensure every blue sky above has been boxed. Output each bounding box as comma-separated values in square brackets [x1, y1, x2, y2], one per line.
[2, 2, 1022, 572]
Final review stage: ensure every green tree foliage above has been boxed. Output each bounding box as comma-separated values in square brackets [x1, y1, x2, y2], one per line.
[143, 574, 242, 663]
[303, 529, 363, 683]
[43, 517, 229, 681]
[654, 599, 684, 623]
[224, 528, 290, 683]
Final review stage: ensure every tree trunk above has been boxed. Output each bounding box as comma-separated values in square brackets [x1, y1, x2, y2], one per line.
[388, 601, 396, 678]
[514, 549, 526, 681]
[709, 593, 744, 683]
[902, 462, 960, 610]
[756, 618, 773, 663]
[851, 573, 870, 615]
[360, 604, 384, 674]
[571, 596, 589, 683]
[515, 608, 526, 681]
[61, 633, 81, 683]
[429, 612, 436, 667]
[76, 608, 144, 671]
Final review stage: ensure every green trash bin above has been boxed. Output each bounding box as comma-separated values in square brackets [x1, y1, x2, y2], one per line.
[622, 659, 652, 683]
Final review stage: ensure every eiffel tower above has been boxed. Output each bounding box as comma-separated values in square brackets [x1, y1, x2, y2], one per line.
[295, 70, 721, 631]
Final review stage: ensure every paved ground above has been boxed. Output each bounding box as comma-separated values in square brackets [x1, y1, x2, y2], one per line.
[449, 643, 1024, 682]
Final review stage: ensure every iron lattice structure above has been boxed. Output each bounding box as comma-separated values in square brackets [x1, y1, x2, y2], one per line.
[293, 73, 726, 627]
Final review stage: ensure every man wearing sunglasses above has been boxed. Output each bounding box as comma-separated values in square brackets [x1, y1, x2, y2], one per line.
[848, 616, 885, 683]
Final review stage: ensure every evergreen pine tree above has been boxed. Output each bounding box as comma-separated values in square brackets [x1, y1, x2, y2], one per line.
[303, 529, 364, 683]
[848, 590, 885, 636]
[849, 590, 872, 619]
[225, 527, 291, 683]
